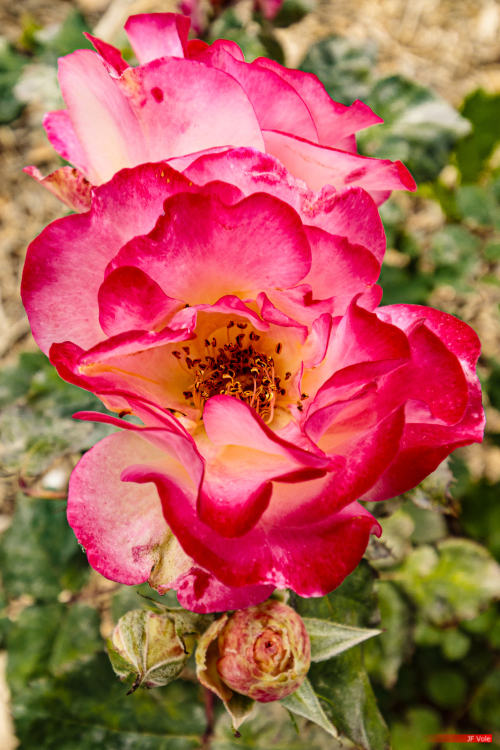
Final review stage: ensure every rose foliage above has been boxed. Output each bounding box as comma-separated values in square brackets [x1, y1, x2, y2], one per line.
[22, 14, 484, 614]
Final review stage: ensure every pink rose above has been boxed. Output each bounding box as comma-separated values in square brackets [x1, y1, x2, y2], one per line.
[26, 12, 415, 211]
[21, 151, 484, 613]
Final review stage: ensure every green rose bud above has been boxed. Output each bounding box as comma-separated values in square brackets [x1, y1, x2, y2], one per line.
[107, 609, 188, 692]
[197, 600, 311, 705]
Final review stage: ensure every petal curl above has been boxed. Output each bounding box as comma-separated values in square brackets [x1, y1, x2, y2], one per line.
[124, 13, 190, 63]
[263, 129, 416, 200]
[98, 266, 183, 336]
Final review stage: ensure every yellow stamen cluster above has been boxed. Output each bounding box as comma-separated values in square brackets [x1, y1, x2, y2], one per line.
[172, 320, 288, 423]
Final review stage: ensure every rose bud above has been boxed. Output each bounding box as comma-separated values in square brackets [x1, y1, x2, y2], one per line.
[197, 600, 311, 704]
[107, 609, 188, 692]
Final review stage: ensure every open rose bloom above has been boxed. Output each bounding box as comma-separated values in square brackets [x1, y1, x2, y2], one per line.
[22, 14, 484, 614]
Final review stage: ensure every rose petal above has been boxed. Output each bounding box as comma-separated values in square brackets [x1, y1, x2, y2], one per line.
[263, 129, 416, 200]
[124, 13, 190, 63]
[109, 191, 312, 303]
[67, 431, 169, 584]
[188, 43, 318, 141]
[98, 266, 183, 336]
[118, 58, 265, 163]
[23, 165, 92, 213]
[22, 163, 193, 353]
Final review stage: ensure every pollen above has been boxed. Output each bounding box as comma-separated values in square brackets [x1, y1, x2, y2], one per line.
[179, 320, 287, 423]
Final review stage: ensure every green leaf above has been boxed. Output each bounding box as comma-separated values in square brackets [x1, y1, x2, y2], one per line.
[455, 184, 500, 228]
[303, 618, 381, 662]
[213, 701, 340, 749]
[0, 494, 89, 601]
[359, 76, 470, 182]
[48, 603, 102, 675]
[470, 668, 500, 730]
[34, 10, 93, 64]
[459, 479, 500, 561]
[7, 603, 64, 693]
[295, 563, 390, 750]
[440, 629, 470, 661]
[424, 668, 467, 709]
[207, 9, 282, 62]
[364, 581, 413, 689]
[391, 707, 440, 750]
[271, 0, 316, 28]
[456, 89, 500, 182]
[281, 677, 338, 738]
[405, 458, 456, 515]
[7, 600, 101, 691]
[0, 37, 26, 123]
[429, 224, 481, 275]
[0, 351, 113, 478]
[11, 653, 205, 749]
[393, 538, 500, 625]
[299, 35, 376, 105]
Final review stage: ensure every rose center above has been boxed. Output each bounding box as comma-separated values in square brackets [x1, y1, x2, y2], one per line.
[176, 321, 288, 423]
[253, 629, 286, 674]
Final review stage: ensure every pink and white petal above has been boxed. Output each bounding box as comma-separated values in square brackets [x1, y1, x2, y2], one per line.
[22, 163, 193, 353]
[199, 439, 331, 539]
[124, 462, 377, 595]
[263, 129, 416, 200]
[57, 50, 147, 183]
[187, 44, 318, 141]
[362, 386, 485, 502]
[119, 58, 264, 162]
[124, 13, 190, 63]
[312, 299, 410, 390]
[303, 225, 380, 300]
[49, 320, 198, 417]
[84, 33, 128, 74]
[181, 148, 386, 267]
[67, 431, 170, 584]
[301, 313, 333, 368]
[203, 395, 331, 468]
[264, 286, 335, 329]
[373, 306, 480, 426]
[304, 405, 406, 511]
[182, 147, 308, 212]
[265, 501, 380, 596]
[195, 295, 269, 332]
[302, 186, 386, 263]
[257, 292, 308, 342]
[253, 59, 382, 148]
[381, 321, 469, 425]
[109, 192, 311, 303]
[376, 304, 482, 374]
[188, 38, 245, 62]
[174, 568, 274, 613]
[24, 166, 92, 213]
[98, 266, 183, 336]
[73, 405, 205, 494]
[43, 109, 91, 177]
[198, 464, 274, 538]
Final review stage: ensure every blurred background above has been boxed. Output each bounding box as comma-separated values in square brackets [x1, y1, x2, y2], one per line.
[0, 1, 499, 748]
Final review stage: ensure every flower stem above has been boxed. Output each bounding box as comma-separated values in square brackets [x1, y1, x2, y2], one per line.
[201, 687, 215, 750]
